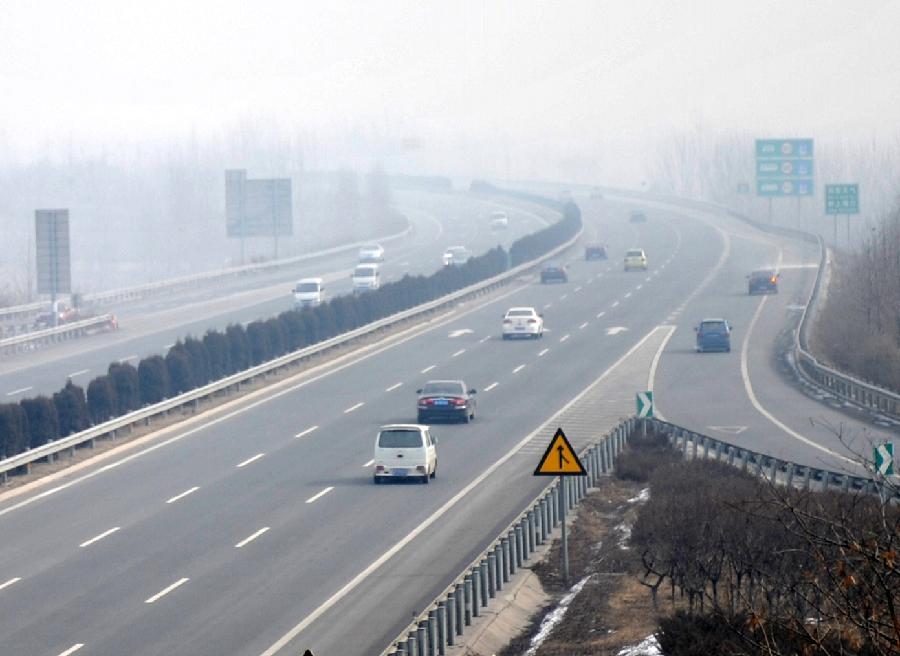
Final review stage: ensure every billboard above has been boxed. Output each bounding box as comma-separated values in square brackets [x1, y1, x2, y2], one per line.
[226, 170, 293, 238]
[35, 209, 71, 295]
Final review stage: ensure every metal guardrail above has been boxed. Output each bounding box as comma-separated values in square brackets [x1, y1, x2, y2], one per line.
[0, 218, 582, 481]
[0, 315, 118, 356]
[0, 221, 414, 322]
[608, 190, 900, 421]
[378, 418, 637, 656]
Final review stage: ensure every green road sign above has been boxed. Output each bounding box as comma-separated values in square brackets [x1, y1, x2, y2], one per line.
[756, 139, 814, 157]
[874, 443, 894, 476]
[825, 183, 859, 215]
[636, 391, 653, 418]
[755, 138, 814, 197]
[757, 179, 814, 197]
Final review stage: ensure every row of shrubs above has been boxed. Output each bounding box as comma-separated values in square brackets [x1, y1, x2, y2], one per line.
[0, 195, 582, 462]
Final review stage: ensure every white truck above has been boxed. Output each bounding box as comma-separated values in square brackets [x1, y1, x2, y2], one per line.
[293, 278, 325, 308]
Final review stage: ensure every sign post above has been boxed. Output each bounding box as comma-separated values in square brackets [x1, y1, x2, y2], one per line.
[825, 184, 859, 247]
[35, 209, 72, 327]
[534, 428, 587, 584]
[755, 139, 815, 226]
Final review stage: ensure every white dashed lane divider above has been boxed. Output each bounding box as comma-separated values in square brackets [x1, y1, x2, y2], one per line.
[0, 577, 21, 592]
[145, 577, 190, 604]
[79, 527, 120, 548]
[56, 645, 84, 656]
[344, 402, 365, 414]
[420, 365, 436, 374]
[294, 426, 319, 439]
[538, 348, 549, 357]
[512, 364, 525, 374]
[385, 383, 403, 392]
[484, 382, 499, 392]
[235, 527, 270, 548]
[236, 453, 265, 468]
[166, 486, 199, 504]
[305, 487, 334, 504]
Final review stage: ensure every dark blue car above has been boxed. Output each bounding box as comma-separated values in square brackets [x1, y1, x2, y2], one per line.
[696, 318, 732, 353]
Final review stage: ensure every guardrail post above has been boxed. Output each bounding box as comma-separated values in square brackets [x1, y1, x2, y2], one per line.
[454, 583, 464, 634]
[487, 552, 497, 597]
[727, 446, 736, 467]
[681, 430, 688, 457]
[769, 459, 779, 483]
[416, 621, 427, 656]
[741, 450, 750, 472]
[785, 463, 795, 489]
[495, 545, 505, 589]
[525, 513, 534, 556]
[426, 610, 436, 656]
[508, 531, 518, 574]
[406, 632, 417, 656]
[501, 539, 510, 583]
[803, 466, 812, 490]
[445, 593, 455, 645]
[841, 475, 851, 492]
[516, 524, 525, 566]
[464, 575, 473, 624]
[550, 487, 559, 526]
[479, 561, 488, 609]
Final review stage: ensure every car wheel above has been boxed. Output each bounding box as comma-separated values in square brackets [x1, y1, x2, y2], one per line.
[373, 475, 382, 485]
[431, 463, 437, 479]
[464, 411, 472, 424]
[422, 472, 430, 484]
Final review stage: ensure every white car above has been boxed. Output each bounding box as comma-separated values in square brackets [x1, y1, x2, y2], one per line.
[358, 244, 385, 263]
[373, 424, 437, 484]
[502, 307, 544, 339]
[624, 248, 648, 271]
[292, 277, 324, 308]
[490, 211, 509, 230]
[442, 246, 473, 266]
[352, 264, 380, 292]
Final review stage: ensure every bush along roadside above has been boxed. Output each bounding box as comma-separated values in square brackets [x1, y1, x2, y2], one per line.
[0, 196, 582, 464]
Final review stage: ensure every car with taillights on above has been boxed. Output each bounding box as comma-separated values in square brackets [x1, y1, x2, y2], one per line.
[695, 318, 733, 353]
[502, 306, 544, 339]
[624, 248, 648, 271]
[358, 244, 385, 263]
[442, 246, 473, 266]
[540, 261, 568, 283]
[747, 269, 779, 294]
[372, 424, 437, 485]
[416, 380, 477, 424]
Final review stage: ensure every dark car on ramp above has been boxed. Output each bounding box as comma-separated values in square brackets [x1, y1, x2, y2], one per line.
[540, 262, 568, 283]
[695, 318, 732, 353]
[584, 244, 608, 260]
[748, 269, 779, 294]
[417, 380, 477, 424]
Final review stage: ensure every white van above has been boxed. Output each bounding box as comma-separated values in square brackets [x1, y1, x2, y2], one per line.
[352, 264, 380, 292]
[292, 277, 325, 308]
[373, 424, 437, 484]
[490, 211, 509, 230]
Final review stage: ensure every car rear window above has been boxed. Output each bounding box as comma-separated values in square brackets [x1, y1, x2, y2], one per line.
[752, 270, 775, 279]
[507, 310, 533, 317]
[701, 321, 726, 331]
[354, 266, 376, 276]
[422, 382, 465, 395]
[295, 282, 320, 292]
[626, 250, 643, 257]
[378, 430, 423, 448]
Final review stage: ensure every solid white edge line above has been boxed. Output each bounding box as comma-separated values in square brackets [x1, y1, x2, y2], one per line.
[79, 526, 121, 548]
[305, 487, 334, 504]
[294, 425, 319, 439]
[512, 364, 525, 374]
[646, 327, 678, 421]
[420, 365, 436, 374]
[385, 382, 403, 392]
[258, 325, 668, 656]
[0, 577, 21, 592]
[343, 402, 365, 414]
[68, 369, 89, 378]
[538, 348, 549, 357]
[484, 382, 499, 391]
[166, 486, 200, 504]
[56, 645, 84, 656]
[235, 527, 271, 548]
[237, 453, 265, 468]
[5, 386, 33, 396]
[145, 577, 189, 604]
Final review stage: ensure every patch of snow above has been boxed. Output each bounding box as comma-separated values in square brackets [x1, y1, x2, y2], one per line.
[627, 488, 650, 504]
[524, 575, 591, 655]
[617, 634, 662, 655]
[615, 522, 632, 549]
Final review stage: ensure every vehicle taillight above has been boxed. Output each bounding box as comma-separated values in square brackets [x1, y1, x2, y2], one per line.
[770, 276, 777, 283]
[503, 319, 512, 324]
[419, 398, 434, 406]
[416, 466, 426, 473]
[451, 399, 466, 406]
[527, 319, 537, 324]
[375, 465, 385, 472]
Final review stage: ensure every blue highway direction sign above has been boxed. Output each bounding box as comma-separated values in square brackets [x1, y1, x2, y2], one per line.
[825, 184, 859, 215]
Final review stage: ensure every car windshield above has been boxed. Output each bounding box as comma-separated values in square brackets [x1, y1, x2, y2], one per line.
[543, 263, 561, 270]
[354, 266, 375, 276]
[626, 250, 643, 257]
[701, 321, 726, 332]
[507, 310, 533, 317]
[752, 270, 775, 279]
[295, 283, 320, 292]
[422, 382, 465, 396]
[378, 430, 423, 448]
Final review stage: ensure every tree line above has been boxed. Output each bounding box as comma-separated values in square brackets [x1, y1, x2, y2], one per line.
[0, 198, 582, 464]
[619, 432, 899, 656]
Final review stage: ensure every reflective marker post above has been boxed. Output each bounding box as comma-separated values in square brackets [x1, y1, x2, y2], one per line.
[558, 477, 569, 584]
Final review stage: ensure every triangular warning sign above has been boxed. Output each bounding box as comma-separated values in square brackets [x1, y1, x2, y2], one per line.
[302, 650, 315, 656]
[534, 428, 586, 476]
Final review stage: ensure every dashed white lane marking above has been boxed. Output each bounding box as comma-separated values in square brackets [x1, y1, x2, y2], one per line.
[573, 286, 582, 292]
[452, 349, 466, 357]
[559, 294, 568, 300]
[164, 343, 175, 349]
[645, 276, 651, 282]
[237, 453, 265, 468]
[68, 369, 89, 378]
[362, 459, 374, 467]
[538, 348, 549, 357]
[166, 486, 199, 504]
[479, 336, 491, 343]
[579, 322, 589, 330]
[5, 386, 32, 397]
[305, 487, 334, 504]
[420, 365, 436, 374]
[624, 292, 632, 299]
[385, 382, 403, 392]
[56, 646, 84, 656]
[235, 527, 270, 548]
[543, 303, 552, 309]
[596, 311, 606, 319]
[636, 284, 643, 290]
[611, 301, 620, 308]
[145, 577, 189, 604]
[513, 364, 525, 374]
[559, 334, 570, 343]
[79, 527, 120, 548]
[0, 577, 21, 592]
[295, 425, 319, 439]
[484, 382, 499, 392]
[344, 402, 365, 414]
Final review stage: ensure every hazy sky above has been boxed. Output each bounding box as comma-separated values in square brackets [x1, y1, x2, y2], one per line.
[1, 0, 898, 163]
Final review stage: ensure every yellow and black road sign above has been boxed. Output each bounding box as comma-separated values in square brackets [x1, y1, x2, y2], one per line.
[533, 428, 586, 476]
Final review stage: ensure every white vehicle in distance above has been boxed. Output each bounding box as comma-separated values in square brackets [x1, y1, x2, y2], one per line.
[502, 306, 544, 339]
[292, 277, 325, 308]
[490, 211, 509, 230]
[442, 246, 473, 266]
[373, 424, 437, 484]
[624, 248, 648, 271]
[351, 264, 380, 293]
[358, 244, 385, 263]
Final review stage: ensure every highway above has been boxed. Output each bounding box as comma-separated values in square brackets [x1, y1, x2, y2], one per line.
[0, 191, 891, 656]
[0, 191, 554, 399]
